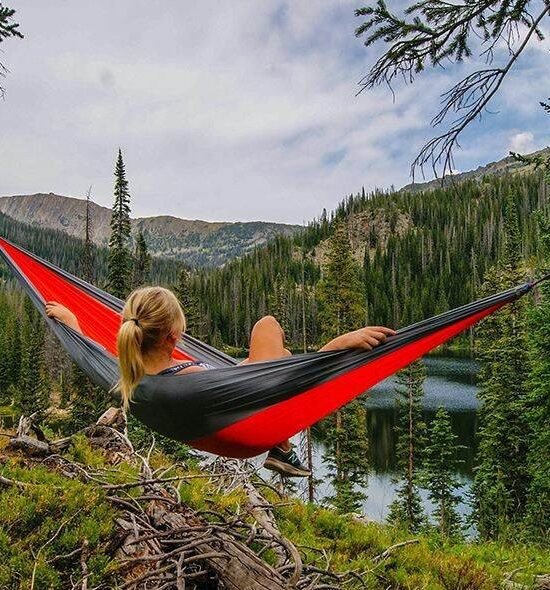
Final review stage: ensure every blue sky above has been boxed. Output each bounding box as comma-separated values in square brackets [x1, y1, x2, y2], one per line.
[0, 1, 548, 223]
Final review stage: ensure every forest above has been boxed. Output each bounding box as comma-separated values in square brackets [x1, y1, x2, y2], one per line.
[1, 152, 549, 588]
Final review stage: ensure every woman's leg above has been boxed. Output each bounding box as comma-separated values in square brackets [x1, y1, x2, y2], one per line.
[240, 315, 291, 364]
[240, 315, 292, 450]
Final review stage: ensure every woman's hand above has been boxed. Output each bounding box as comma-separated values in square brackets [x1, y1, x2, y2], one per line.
[45, 301, 82, 333]
[319, 326, 396, 352]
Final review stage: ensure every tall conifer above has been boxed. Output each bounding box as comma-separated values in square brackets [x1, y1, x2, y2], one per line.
[107, 149, 132, 298]
[524, 207, 550, 540]
[473, 190, 531, 539]
[318, 222, 369, 513]
[388, 360, 426, 532]
[132, 229, 152, 288]
[422, 408, 463, 537]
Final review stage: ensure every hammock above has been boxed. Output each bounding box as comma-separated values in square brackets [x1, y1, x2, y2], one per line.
[0, 236, 538, 458]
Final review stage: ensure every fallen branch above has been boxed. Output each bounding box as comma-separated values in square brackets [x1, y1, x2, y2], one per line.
[372, 539, 419, 563]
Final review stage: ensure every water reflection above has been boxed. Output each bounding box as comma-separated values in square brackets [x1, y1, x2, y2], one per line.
[310, 355, 480, 522]
[366, 408, 478, 476]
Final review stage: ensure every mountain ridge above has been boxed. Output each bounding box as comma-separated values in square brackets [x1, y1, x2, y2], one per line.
[0, 192, 300, 267]
[400, 147, 549, 193]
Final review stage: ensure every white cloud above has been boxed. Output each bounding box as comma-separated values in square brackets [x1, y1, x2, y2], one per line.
[508, 132, 536, 153]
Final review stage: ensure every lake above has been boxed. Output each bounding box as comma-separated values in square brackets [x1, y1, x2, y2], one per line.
[261, 355, 480, 523]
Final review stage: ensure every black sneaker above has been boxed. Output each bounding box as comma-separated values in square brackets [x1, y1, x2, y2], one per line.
[263, 446, 311, 477]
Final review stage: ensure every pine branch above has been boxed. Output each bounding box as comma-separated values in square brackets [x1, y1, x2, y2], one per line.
[0, 2, 24, 98]
[355, 0, 550, 179]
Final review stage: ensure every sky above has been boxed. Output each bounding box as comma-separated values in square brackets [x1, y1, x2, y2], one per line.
[0, 1, 548, 224]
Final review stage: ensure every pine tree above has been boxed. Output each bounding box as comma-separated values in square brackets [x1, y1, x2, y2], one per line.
[82, 185, 95, 283]
[523, 208, 550, 540]
[388, 360, 426, 532]
[107, 149, 132, 299]
[355, 1, 549, 177]
[0, 3, 24, 99]
[323, 400, 370, 513]
[67, 365, 111, 431]
[318, 222, 369, 513]
[15, 301, 49, 416]
[422, 408, 463, 537]
[132, 229, 152, 288]
[268, 272, 290, 334]
[317, 222, 364, 340]
[472, 190, 531, 539]
[174, 266, 203, 338]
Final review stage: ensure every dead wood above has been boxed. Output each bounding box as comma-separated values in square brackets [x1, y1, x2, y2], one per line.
[2, 409, 370, 590]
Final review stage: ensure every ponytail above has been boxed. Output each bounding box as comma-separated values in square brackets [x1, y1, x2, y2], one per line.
[114, 286, 185, 411]
[116, 319, 146, 411]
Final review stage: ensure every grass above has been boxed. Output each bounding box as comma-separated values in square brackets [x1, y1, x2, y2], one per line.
[0, 454, 117, 589]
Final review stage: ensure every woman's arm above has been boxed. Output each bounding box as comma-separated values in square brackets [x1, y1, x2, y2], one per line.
[45, 301, 83, 334]
[319, 326, 396, 352]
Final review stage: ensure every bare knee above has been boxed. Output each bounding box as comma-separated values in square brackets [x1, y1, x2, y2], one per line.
[253, 315, 282, 334]
[250, 315, 286, 345]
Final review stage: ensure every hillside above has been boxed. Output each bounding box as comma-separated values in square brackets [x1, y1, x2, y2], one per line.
[0, 193, 300, 267]
[1, 412, 549, 589]
[400, 147, 549, 193]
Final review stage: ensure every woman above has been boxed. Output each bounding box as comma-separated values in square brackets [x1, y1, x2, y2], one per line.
[46, 287, 395, 477]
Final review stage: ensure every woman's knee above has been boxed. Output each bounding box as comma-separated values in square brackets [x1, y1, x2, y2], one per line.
[252, 315, 282, 335]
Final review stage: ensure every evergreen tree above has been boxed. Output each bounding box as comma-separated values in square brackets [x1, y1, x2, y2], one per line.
[523, 208, 550, 540]
[422, 408, 463, 537]
[472, 190, 531, 539]
[268, 272, 290, 335]
[388, 360, 426, 532]
[0, 2, 24, 98]
[323, 400, 370, 513]
[355, 1, 549, 177]
[132, 229, 152, 288]
[15, 300, 49, 416]
[317, 222, 364, 339]
[174, 266, 203, 338]
[66, 365, 111, 432]
[318, 222, 369, 513]
[107, 149, 132, 298]
[82, 185, 95, 283]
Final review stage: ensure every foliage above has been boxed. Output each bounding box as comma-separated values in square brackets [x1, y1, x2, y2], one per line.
[131, 229, 152, 288]
[107, 149, 133, 298]
[0, 2, 23, 98]
[174, 265, 206, 339]
[317, 222, 364, 339]
[472, 191, 532, 539]
[316, 221, 369, 513]
[0, 457, 116, 589]
[523, 207, 550, 540]
[422, 408, 463, 538]
[388, 360, 426, 532]
[65, 366, 112, 432]
[322, 401, 370, 514]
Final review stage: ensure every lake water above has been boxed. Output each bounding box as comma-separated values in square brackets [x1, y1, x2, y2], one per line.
[261, 355, 480, 523]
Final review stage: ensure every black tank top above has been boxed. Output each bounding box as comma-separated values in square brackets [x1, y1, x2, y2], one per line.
[157, 361, 212, 376]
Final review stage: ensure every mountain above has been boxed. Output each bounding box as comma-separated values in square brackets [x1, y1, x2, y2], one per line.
[400, 147, 549, 193]
[0, 193, 301, 267]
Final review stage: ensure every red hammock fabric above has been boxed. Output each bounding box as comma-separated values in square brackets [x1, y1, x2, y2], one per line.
[1, 239, 192, 362]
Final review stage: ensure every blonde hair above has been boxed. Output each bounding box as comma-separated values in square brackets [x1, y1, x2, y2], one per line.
[115, 286, 186, 411]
